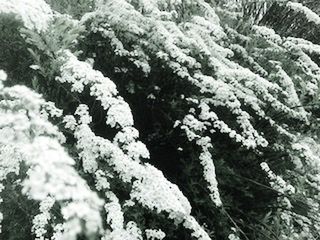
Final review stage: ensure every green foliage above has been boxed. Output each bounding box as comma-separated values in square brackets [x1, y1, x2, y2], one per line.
[20, 15, 85, 110]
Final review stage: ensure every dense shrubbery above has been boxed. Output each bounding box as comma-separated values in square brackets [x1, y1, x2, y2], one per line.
[1, 0, 320, 239]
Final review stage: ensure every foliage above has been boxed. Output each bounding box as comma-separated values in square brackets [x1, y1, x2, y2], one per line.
[1, 0, 320, 240]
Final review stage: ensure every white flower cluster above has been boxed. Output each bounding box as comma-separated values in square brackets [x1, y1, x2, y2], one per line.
[227, 227, 240, 240]
[286, 37, 320, 55]
[269, 64, 301, 108]
[32, 197, 55, 240]
[229, 43, 268, 77]
[102, 192, 142, 240]
[198, 138, 222, 207]
[40, 101, 63, 120]
[79, 1, 320, 225]
[0, 0, 53, 32]
[83, 0, 312, 157]
[52, 41, 212, 238]
[291, 137, 320, 194]
[55, 51, 153, 207]
[2, 0, 320, 239]
[260, 162, 295, 195]
[66, 104, 212, 239]
[293, 138, 320, 164]
[86, 0, 292, 214]
[252, 25, 282, 45]
[183, 216, 212, 240]
[57, 51, 151, 167]
[287, 1, 320, 25]
[273, 195, 320, 240]
[145, 229, 165, 240]
[252, 25, 320, 102]
[228, 233, 240, 240]
[180, 114, 222, 206]
[0, 85, 103, 240]
[57, 50, 134, 128]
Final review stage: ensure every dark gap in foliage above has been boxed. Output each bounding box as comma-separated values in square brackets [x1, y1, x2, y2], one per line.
[0, 14, 34, 86]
